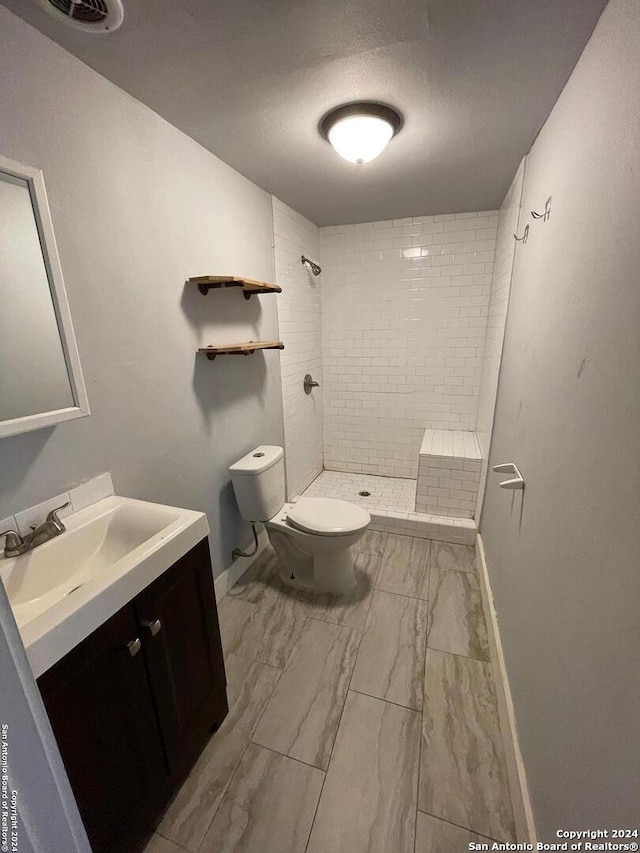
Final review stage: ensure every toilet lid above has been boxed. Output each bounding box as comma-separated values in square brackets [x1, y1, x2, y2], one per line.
[287, 498, 370, 536]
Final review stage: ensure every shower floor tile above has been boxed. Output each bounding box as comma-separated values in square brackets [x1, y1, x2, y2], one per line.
[298, 469, 477, 546]
[299, 470, 417, 514]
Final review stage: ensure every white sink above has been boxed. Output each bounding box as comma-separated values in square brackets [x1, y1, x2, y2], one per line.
[0, 495, 209, 678]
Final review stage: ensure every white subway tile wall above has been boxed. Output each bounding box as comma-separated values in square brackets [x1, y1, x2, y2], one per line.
[474, 160, 525, 518]
[416, 429, 482, 519]
[319, 211, 498, 479]
[273, 198, 323, 498]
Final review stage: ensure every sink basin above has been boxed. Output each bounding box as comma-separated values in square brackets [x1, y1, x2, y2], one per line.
[3, 499, 181, 624]
[0, 495, 209, 677]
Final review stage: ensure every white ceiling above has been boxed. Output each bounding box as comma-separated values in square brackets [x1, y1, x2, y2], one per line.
[2, 0, 608, 225]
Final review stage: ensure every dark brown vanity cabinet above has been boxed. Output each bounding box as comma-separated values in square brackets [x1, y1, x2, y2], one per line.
[37, 538, 228, 853]
[132, 538, 228, 783]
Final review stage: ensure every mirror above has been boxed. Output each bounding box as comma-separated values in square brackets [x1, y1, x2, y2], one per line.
[0, 155, 89, 438]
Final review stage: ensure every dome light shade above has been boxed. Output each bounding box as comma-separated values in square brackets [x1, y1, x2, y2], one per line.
[328, 115, 394, 164]
[320, 103, 402, 165]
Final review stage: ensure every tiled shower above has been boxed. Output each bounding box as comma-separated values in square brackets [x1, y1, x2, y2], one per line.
[273, 166, 524, 536]
[320, 211, 498, 475]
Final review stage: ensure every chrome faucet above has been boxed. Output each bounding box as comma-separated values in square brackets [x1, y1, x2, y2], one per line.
[0, 501, 70, 558]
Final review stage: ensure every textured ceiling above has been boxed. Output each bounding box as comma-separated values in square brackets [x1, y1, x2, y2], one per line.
[2, 0, 608, 224]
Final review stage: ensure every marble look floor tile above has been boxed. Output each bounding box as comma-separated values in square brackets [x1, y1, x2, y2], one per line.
[376, 535, 430, 599]
[318, 552, 382, 631]
[419, 649, 515, 842]
[427, 566, 489, 661]
[431, 541, 476, 574]
[252, 619, 360, 769]
[306, 691, 420, 853]
[225, 546, 344, 623]
[218, 581, 309, 668]
[144, 834, 188, 853]
[199, 744, 324, 853]
[415, 811, 491, 853]
[225, 549, 277, 604]
[352, 530, 389, 557]
[227, 548, 316, 608]
[350, 591, 428, 710]
[157, 654, 280, 852]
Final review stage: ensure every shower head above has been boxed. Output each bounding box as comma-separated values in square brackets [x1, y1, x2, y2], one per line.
[301, 255, 322, 276]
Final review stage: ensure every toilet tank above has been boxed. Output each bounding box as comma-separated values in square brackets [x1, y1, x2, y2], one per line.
[229, 445, 285, 522]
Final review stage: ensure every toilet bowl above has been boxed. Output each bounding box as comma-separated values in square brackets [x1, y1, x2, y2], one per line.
[267, 498, 370, 593]
[229, 446, 370, 594]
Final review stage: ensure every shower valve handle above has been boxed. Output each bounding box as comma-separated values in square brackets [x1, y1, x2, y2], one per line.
[303, 374, 320, 394]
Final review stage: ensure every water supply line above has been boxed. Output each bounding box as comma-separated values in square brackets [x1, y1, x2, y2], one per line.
[232, 522, 259, 559]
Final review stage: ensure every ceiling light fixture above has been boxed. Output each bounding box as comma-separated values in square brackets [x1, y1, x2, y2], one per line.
[320, 102, 403, 165]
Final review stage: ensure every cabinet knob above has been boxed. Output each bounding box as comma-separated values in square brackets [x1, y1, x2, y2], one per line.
[127, 638, 142, 657]
[143, 618, 162, 637]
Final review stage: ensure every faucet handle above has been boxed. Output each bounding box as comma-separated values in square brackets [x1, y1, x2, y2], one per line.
[46, 501, 71, 531]
[0, 529, 26, 558]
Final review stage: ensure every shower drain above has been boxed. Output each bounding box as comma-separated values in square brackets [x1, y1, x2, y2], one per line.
[358, 491, 371, 497]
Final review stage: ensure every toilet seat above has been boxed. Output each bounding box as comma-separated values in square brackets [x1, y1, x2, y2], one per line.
[286, 497, 370, 537]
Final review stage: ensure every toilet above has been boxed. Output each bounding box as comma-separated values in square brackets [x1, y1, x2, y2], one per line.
[229, 445, 370, 594]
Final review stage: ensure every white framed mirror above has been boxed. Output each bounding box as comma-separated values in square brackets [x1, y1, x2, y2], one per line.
[0, 154, 89, 438]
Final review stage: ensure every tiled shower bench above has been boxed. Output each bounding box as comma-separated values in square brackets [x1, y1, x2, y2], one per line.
[415, 429, 482, 518]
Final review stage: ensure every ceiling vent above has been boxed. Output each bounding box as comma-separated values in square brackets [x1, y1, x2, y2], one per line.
[36, 0, 124, 33]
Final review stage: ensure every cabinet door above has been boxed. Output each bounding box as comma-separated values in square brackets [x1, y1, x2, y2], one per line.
[134, 538, 228, 784]
[38, 604, 171, 853]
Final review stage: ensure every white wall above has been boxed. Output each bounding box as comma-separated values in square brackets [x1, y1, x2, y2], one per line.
[320, 213, 497, 478]
[272, 198, 323, 498]
[474, 160, 525, 516]
[481, 0, 640, 836]
[0, 7, 284, 576]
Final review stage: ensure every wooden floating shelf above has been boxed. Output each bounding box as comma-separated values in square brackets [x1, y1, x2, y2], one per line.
[189, 276, 282, 299]
[199, 341, 285, 361]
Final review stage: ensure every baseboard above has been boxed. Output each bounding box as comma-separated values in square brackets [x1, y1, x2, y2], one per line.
[214, 526, 270, 602]
[476, 534, 537, 843]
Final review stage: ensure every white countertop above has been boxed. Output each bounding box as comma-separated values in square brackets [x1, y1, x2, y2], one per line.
[0, 495, 209, 678]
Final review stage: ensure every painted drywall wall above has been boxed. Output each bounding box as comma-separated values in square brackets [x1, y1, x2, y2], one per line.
[474, 160, 525, 518]
[272, 198, 323, 498]
[320, 213, 497, 478]
[0, 6, 284, 575]
[481, 0, 640, 836]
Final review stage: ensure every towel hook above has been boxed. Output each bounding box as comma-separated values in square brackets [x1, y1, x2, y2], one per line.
[531, 196, 552, 222]
[513, 224, 529, 244]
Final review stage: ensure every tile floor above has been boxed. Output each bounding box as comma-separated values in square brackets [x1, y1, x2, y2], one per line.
[300, 469, 418, 513]
[298, 470, 478, 546]
[146, 532, 515, 853]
